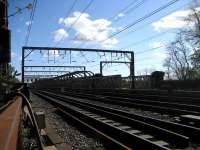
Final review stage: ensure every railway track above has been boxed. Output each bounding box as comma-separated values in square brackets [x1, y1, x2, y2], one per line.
[0, 96, 22, 150]
[63, 90, 200, 127]
[0, 86, 44, 150]
[58, 89, 200, 127]
[43, 89, 200, 128]
[34, 90, 200, 150]
[58, 90, 200, 116]
[73, 89, 200, 105]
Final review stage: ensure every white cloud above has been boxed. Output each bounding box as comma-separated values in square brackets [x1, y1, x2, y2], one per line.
[149, 42, 167, 60]
[118, 13, 125, 18]
[152, 8, 200, 31]
[58, 18, 64, 24]
[101, 38, 118, 48]
[58, 11, 118, 48]
[148, 42, 168, 62]
[53, 28, 68, 42]
[114, 13, 125, 20]
[152, 51, 167, 60]
[25, 21, 33, 26]
[113, 13, 125, 21]
[149, 42, 166, 48]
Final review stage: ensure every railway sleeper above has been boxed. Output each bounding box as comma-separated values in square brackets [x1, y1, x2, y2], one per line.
[38, 90, 200, 143]
[62, 91, 200, 113]
[36, 91, 190, 149]
[53, 90, 200, 143]
[36, 92, 171, 150]
[84, 111, 171, 148]
[61, 91, 200, 116]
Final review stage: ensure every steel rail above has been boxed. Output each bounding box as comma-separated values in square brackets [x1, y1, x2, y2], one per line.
[35, 92, 172, 150]
[60, 90, 200, 115]
[58, 108, 132, 150]
[60, 88, 200, 98]
[97, 94, 200, 112]
[36, 90, 192, 149]
[60, 90, 200, 128]
[17, 92, 43, 150]
[0, 100, 15, 113]
[77, 89, 200, 105]
[0, 84, 44, 150]
[0, 96, 22, 150]
[38, 90, 200, 143]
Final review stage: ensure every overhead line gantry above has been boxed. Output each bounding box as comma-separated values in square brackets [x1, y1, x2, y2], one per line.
[22, 46, 135, 88]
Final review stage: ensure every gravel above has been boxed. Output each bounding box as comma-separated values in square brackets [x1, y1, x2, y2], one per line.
[61, 94, 175, 122]
[30, 93, 106, 150]
[56, 92, 200, 150]
[31, 91, 200, 150]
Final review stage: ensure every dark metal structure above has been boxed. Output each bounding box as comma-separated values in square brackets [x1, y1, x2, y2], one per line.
[23, 65, 86, 83]
[53, 71, 94, 80]
[100, 61, 131, 75]
[35, 90, 192, 149]
[0, 85, 44, 150]
[25, 74, 70, 83]
[0, 0, 10, 63]
[22, 46, 135, 88]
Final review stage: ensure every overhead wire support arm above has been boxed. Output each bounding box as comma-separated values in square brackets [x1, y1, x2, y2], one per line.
[23, 65, 86, 82]
[22, 46, 135, 88]
[100, 61, 132, 75]
[24, 65, 86, 68]
[99, 59, 135, 88]
[22, 46, 133, 54]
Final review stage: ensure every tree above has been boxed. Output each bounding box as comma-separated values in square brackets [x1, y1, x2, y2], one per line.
[0, 64, 20, 83]
[184, 3, 200, 72]
[0, 64, 19, 100]
[164, 1, 200, 80]
[163, 56, 172, 79]
[164, 33, 192, 80]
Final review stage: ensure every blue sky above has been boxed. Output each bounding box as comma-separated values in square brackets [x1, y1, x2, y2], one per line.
[8, 0, 192, 79]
